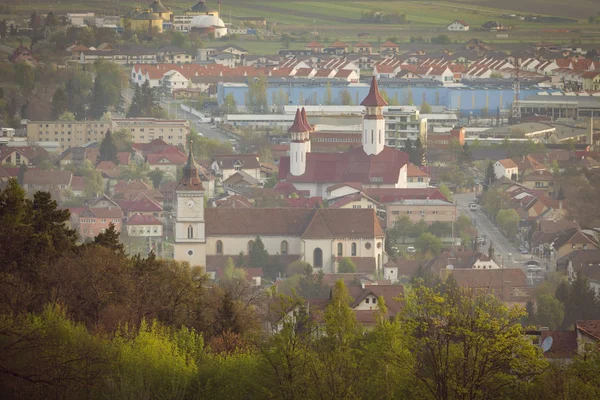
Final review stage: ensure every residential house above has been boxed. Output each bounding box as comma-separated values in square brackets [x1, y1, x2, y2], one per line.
[118, 194, 163, 220]
[353, 42, 373, 54]
[146, 149, 187, 180]
[386, 198, 457, 226]
[407, 163, 429, 188]
[126, 214, 163, 237]
[494, 158, 519, 180]
[447, 20, 470, 31]
[557, 249, 600, 288]
[552, 228, 600, 259]
[0, 146, 47, 166]
[536, 321, 600, 362]
[346, 284, 404, 328]
[378, 41, 399, 54]
[581, 71, 600, 92]
[78, 207, 123, 239]
[222, 171, 261, 195]
[9, 44, 37, 64]
[442, 268, 531, 307]
[211, 154, 262, 182]
[521, 169, 556, 197]
[23, 170, 72, 193]
[328, 192, 381, 212]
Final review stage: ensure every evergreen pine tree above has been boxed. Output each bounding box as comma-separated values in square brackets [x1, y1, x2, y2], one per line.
[98, 129, 118, 164]
[93, 223, 125, 255]
[248, 236, 269, 268]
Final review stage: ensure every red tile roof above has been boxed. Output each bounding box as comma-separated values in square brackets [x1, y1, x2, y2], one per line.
[407, 163, 428, 177]
[288, 108, 305, 133]
[204, 208, 383, 238]
[24, 170, 72, 186]
[80, 207, 123, 219]
[146, 152, 187, 165]
[379, 40, 399, 48]
[329, 41, 348, 48]
[117, 152, 131, 165]
[306, 41, 324, 48]
[497, 158, 518, 169]
[118, 196, 163, 212]
[127, 214, 162, 225]
[541, 330, 577, 359]
[360, 76, 388, 107]
[362, 188, 449, 203]
[278, 146, 408, 185]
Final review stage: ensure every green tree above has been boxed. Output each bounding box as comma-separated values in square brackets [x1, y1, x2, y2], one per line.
[536, 293, 564, 329]
[392, 215, 412, 244]
[496, 208, 519, 240]
[93, 222, 125, 254]
[52, 86, 68, 118]
[415, 232, 442, 256]
[337, 257, 357, 273]
[58, 111, 76, 121]
[324, 83, 333, 105]
[84, 170, 104, 197]
[248, 235, 269, 268]
[148, 169, 165, 188]
[484, 160, 497, 188]
[437, 183, 453, 202]
[398, 283, 547, 400]
[414, 137, 425, 166]
[340, 89, 353, 105]
[98, 129, 118, 164]
[420, 100, 432, 113]
[409, 219, 428, 238]
[223, 92, 237, 113]
[248, 76, 268, 113]
[14, 62, 35, 92]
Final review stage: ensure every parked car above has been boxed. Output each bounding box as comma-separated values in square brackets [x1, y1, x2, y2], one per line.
[407, 246, 417, 253]
[519, 247, 529, 254]
[469, 203, 478, 211]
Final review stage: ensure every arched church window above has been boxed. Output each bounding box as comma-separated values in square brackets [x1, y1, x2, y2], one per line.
[281, 240, 288, 255]
[187, 225, 193, 239]
[371, 130, 374, 144]
[216, 240, 223, 255]
[248, 240, 254, 254]
[351, 242, 357, 256]
[379, 130, 382, 144]
[313, 248, 323, 268]
[337, 243, 343, 256]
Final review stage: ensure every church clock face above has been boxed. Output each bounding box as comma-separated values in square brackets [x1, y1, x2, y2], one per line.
[186, 199, 196, 209]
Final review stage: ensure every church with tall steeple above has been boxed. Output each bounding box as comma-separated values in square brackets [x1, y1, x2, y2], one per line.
[174, 143, 207, 267]
[278, 76, 410, 199]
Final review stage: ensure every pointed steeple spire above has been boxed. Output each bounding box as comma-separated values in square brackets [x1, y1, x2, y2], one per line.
[361, 76, 388, 107]
[178, 141, 204, 190]
[300, 107, 312, 132]
[288, 108, 305, 133]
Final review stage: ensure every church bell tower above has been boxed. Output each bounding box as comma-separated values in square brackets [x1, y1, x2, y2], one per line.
[361, 76, 388, 156]
[174, 142, 206, 268]
[289, 107, 312, 176]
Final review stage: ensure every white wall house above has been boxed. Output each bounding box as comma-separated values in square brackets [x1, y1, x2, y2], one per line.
[494, 158, 519, 180]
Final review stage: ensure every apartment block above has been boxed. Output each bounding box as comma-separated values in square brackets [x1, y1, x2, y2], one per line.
[26, 121, 111, 150]
[27, 118, 190, 151]
[384, 107, 428, 149]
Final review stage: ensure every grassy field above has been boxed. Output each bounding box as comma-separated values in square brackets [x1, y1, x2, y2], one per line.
[3, 0, 599, 54]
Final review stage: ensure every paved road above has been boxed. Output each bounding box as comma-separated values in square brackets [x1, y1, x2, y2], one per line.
[455, 192, 546, 284]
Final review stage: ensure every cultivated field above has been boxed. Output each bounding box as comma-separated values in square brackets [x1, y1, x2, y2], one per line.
[2, 0, 599, 55]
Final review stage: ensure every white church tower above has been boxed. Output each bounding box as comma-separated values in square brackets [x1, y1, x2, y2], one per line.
[361, 76, 388, 156]
[289, 107, 312, 176]
[174, 143, 206, 268]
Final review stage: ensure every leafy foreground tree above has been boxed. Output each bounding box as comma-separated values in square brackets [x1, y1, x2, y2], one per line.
[395, 281, 547, 400]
